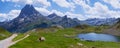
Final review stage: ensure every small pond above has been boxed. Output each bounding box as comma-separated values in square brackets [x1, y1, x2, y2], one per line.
[78, 33, 119, 42]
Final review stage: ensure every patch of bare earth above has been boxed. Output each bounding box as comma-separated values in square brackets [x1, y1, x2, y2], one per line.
[103, 28, 120, 36]
[0, 34, 29, 48]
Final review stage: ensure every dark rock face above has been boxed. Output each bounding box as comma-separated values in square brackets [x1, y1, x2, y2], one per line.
[2, 4, 51, 33]
[57, 15, 80, 28]
[19, 4, 39, 18]
[48, 14, 80, 28]
[48, 13, 58, 18]
[48, 13, 62, 23]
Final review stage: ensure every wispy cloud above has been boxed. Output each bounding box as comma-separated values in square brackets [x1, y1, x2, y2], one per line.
[1, 0, 51, 8]
[0, 0, 120, 21]
[103, 0, 120, 9]
[0, 10, 20, 21]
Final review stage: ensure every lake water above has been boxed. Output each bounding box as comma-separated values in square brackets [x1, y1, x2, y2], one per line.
[78, 33, 119, 42]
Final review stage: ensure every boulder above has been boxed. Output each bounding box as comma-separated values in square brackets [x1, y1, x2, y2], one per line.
[39, 37, 45, 41]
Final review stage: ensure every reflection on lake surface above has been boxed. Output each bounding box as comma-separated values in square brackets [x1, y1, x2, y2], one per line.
[78, 33, 119, 42]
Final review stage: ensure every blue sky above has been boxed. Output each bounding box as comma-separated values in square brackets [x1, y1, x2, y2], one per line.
[0, 0, 120, 21]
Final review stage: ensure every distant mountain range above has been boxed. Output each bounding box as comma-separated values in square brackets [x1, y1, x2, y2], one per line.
[83, 18, 118, 26]
[0, 4, 119, 33]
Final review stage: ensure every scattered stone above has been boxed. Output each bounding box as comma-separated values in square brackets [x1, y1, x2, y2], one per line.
[39, 37, 45, 41]
[64, 34, 74, 38]
[31, 29, 36, 32]
[77, 43, 83, 46]
[64, 34, 70, 37]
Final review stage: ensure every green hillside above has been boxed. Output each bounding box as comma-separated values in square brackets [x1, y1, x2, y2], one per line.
[10, 26, 120, 48]
[0, 27, 11, 40]
[114, 19, 120, 30]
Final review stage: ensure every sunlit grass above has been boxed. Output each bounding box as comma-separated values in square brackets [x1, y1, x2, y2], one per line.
[0, 27, 11, 40]
[10, 26, 120, 48]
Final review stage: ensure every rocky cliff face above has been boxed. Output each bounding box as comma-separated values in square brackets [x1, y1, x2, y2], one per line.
[2, 4, 51, 33]
[57, 15, 80, 28]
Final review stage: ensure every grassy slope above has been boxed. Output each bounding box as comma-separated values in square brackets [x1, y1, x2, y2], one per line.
[0, 27, 11, 40]
[102, 22, 120, 36]
[12, 33, 26, 41]
[10, 26, 120, 48]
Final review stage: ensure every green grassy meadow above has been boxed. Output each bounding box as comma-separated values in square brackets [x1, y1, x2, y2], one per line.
[10, 26, 120, 48]
[0, 27, 11, 40]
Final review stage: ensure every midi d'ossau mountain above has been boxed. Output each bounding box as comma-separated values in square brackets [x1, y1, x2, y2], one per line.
[1, 4, 52, 33]
[0, 4, 81, 33]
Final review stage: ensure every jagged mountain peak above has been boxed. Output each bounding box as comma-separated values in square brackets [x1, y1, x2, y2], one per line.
[19, 4, 39, 18]
[50, 13, 57, 16]
[48, 13, 58, 18]
[63, 15, 67, 18]
[2, 4, 51, 32]
[62, 15, 68, 20]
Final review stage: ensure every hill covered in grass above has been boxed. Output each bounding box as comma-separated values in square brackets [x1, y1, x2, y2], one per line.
[0, 27, 11, 40]
[10, 26, 120, 48]
[114, 18, 120, 30]
[103, 19, 120, 36]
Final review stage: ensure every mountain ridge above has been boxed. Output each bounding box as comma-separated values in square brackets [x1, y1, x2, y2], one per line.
[0, 4, 119, 33]
[1, 4, 51, 33]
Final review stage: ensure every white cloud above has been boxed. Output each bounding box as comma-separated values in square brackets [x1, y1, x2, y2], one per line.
[1, 0, 120, 20]
[73, 0, 120, 19]
[8, 10, 20, 19]
[73, 0, 91, 11]
[35, 7, 85, 20]
[35, 7, 64, 16]
[35, 0, 120, 20]
[52, 0, 75, 11]
[35, 0, 51, 8]
[103, 0, 120, 9]
[0, 10, 20, 22]
[11, 0, 19, 3]
[53, 0, 71, 8]
[108, 11, 120, 18]
[0, 14, 7, 22]
[35, 7, 50, 16]
[1, 0, 51, 8]
[86, 2, 120, 19]
[51, 10, 65, 16]
[87, 2, 109, 17]
[26, 0, 33, 4]
[65, 12, 86, 20]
